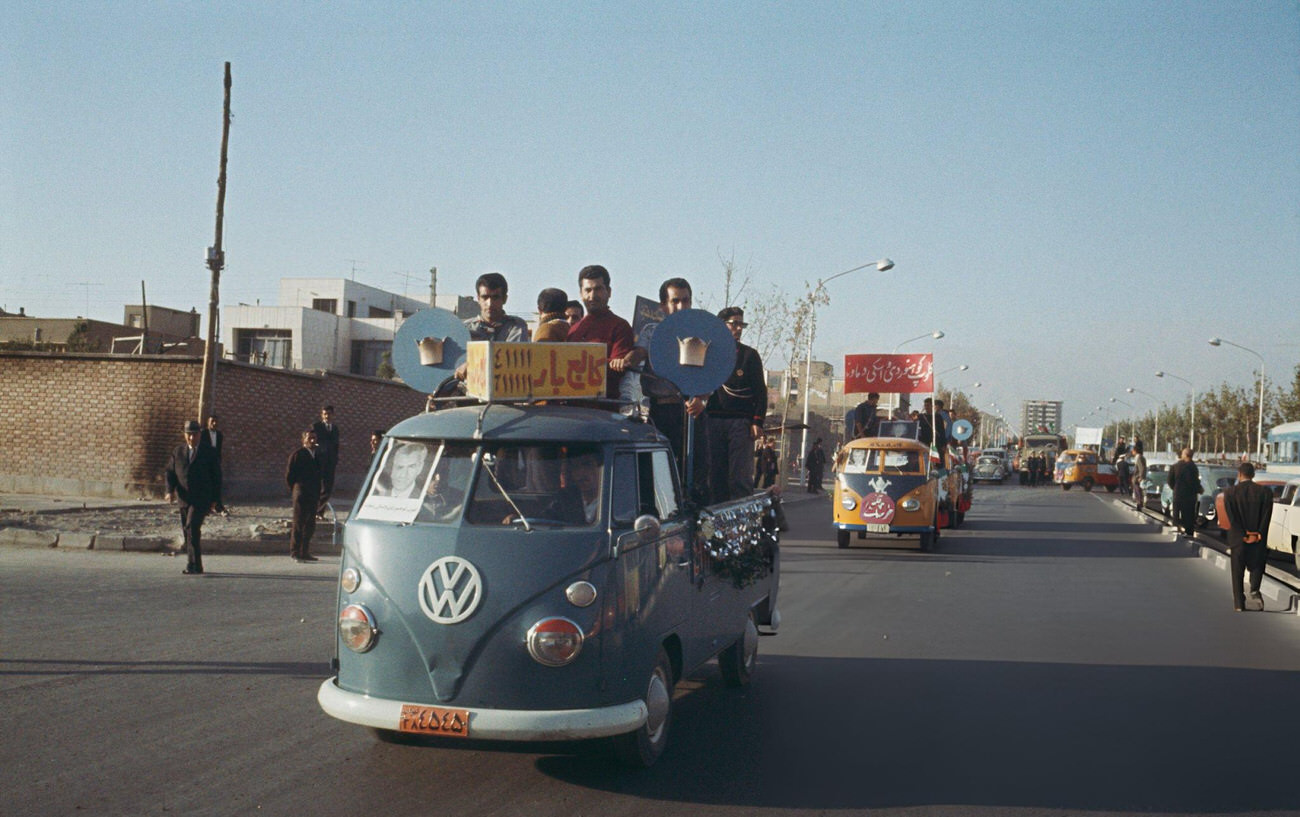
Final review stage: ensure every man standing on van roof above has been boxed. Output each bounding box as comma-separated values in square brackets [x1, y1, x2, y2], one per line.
[566, 265, 637, 399]
[706, 306, 767, 502]
[465, 272, 530, 342]
[852, 393, 882, 439]
[454, 272, 532, 382]
[630, 278, 711, 503]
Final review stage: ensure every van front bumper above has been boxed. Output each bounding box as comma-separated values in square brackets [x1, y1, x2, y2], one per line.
[318, 678, 647, 741]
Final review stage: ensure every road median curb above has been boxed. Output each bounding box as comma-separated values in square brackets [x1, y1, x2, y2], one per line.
[0, 527, 58, 548]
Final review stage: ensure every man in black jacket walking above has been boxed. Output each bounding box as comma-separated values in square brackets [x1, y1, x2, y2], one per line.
[165, 420, 222, 575]
[1224, 461, 1274, 611]
[706, 307, 768, 502]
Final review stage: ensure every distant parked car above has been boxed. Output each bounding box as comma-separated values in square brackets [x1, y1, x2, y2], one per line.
[1158, 464, 1239, 527]
[972, 455, 1006, 484]
[1267, 478, 1300, 569]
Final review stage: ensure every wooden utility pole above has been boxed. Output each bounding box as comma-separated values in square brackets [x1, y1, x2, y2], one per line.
[197, 62, 231, 424]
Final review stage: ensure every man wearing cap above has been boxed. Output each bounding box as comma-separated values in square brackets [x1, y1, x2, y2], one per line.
[706, 306, 767, 501]
[165, 420, 222, 575]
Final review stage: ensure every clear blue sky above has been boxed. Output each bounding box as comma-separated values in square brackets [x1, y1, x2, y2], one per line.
[4, 2, 1298, 431]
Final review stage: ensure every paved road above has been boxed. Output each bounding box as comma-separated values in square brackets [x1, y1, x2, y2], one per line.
[4, 485, 1300, 816]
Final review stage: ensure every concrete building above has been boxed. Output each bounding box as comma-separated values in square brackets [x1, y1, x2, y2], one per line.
[122, 304, 200, 339]
[1021, 399, 1064, 436]
[221, 278, 463, 377]
[0, 308, 200, 355]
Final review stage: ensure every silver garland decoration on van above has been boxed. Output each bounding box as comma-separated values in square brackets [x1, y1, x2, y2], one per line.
[698, 495, 779, 588]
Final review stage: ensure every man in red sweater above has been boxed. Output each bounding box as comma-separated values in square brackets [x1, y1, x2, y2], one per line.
[566, 264, 638, 399]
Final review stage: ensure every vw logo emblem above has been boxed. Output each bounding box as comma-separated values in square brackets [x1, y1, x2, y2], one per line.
[417, 557, 483, 624]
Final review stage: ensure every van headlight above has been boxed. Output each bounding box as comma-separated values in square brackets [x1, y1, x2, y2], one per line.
[900, 498, 920, 512]
[340, 567, 361, 593]
[339, 604, 379, 653]
[527, 618, 584, 666]
[840, 495, 857, 511]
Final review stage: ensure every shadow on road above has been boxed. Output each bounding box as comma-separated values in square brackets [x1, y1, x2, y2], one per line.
[531, 654, 1299, 812]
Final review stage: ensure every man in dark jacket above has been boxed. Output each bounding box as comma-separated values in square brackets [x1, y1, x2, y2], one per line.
[706, 306, 768, 502]
[806, 438, 827, 493]
[311, 405, 340, 518]
[199, 414, 227, 512]
[852, 393, 882, 439]
[1167, 447, 1201, 537]
[165, 420, 222, 575]
[286, 429, 323, 563]
[1224, 461, 1274, 611]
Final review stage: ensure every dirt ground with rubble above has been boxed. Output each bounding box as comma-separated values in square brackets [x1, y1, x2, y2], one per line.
[0, 501, 310, 541]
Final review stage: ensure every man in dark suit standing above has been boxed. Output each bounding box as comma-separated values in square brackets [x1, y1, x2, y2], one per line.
[1167, 447, 1201, 537]
[1223, 461, 1274, 612]
[311, 405, 340, 518]
[165, 420, 222, 576]
[199, 414, 226, 512]
[286, 429, 323, 563]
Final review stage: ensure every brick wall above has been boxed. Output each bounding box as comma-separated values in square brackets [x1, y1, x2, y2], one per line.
[0, 352, 425, 499]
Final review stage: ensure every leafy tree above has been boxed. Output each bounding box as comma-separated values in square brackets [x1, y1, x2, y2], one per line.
[65, 321, 99, 352]
[1276, 363, 1300, 425]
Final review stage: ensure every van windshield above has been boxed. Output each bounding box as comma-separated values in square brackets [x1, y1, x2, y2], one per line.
[466, 443, 604, 528]
[843, 447, 924, 475]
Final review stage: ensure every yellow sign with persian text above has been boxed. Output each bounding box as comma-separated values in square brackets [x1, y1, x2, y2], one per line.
[464, 341, 608, 400]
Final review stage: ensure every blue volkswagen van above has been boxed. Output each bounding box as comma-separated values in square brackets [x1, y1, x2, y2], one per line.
[317, 400, 779, 766]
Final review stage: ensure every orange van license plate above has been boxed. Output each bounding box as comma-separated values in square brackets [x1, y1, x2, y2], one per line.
[865, 523, 889, 533]
[399, 704, 471, 737]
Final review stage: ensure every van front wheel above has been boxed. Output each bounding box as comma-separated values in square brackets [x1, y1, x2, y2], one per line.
[614, 649, 674, 768]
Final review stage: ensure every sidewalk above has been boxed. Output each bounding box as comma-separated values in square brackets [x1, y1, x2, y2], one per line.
[0, 487, 816, 555]
[1112, 491, 1300, 609]
[0, 491, 351, 556]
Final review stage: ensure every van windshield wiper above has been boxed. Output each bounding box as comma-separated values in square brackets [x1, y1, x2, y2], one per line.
[480, 454, 532, 532]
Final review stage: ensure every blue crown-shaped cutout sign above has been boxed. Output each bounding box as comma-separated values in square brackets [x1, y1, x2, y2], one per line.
[950, 418, 974, 441]
[392, 308, 471, 393]
[648, 309, 737, 396]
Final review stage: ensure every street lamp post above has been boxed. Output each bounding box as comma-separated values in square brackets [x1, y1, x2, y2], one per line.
[894, 330, 945, 353]
[1155, 370, 1196, 451]
[797, 258, 895, 476]
[1110, 396, 1135, 441]
[1209, 337, 1266, 460]
[1126, 386, 1160, 453]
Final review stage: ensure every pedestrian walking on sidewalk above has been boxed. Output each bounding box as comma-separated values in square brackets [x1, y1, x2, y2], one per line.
[1131, 440, 1148, 507]
[1223, 461, 1273, 612]
[286, 429, 323, 563]
[165, 420, 222, 576]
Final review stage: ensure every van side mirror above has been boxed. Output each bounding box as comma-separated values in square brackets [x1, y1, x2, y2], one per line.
[634, 514, 661, 542]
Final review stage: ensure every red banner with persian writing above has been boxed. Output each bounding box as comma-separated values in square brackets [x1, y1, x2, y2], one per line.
[844, 353, 933, 394]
